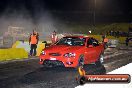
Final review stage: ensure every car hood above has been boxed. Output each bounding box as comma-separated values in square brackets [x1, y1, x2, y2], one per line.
[44, 45, 83, 53]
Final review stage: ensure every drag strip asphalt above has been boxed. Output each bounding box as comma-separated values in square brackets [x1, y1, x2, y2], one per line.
[0, 48, 132, 88]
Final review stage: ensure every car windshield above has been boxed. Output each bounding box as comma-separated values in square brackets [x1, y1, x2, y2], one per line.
[55, 37, 86, 46]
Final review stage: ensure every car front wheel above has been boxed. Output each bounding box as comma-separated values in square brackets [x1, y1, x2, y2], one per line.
[77, 55, 84, 68]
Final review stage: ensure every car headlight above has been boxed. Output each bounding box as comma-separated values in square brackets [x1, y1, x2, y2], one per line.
[41, 51, 46, 55]
[63, 53, 76, 58]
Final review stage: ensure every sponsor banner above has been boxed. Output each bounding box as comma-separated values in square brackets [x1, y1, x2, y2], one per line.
[77, 74, 130, 85]
[76, 67, 131, 85]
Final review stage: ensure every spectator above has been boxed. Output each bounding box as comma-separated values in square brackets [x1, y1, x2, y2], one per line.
[102, 32, 105, 42]
[125, 37, 129, 46]
[117, 31, 119, 38]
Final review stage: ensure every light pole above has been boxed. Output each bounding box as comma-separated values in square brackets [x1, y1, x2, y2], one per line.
[93, 0, 96, 26]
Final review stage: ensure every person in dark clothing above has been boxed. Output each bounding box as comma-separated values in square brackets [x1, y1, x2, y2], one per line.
[117, 31, 119, 38]
[125, 37, 129, 46]
[101, 33, 105, 42]
[29, 30, 39, 56]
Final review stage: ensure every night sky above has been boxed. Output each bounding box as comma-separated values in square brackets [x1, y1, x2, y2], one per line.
[0, 0, 131, 11]
[0, 0, 132, 35]
[0, 0, 131, 19]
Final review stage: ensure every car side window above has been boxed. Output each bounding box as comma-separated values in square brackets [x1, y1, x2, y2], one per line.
[87, 38, 99, 47]
[87, 38, 93, 46]
[92, 38, 99, 47]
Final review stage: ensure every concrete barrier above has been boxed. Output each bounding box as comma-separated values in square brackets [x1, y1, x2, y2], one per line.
[12, 41, 45, 56]
[0, 48, 28, 61]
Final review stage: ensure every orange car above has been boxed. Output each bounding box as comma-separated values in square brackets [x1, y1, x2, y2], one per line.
[39, 36, 104, 68]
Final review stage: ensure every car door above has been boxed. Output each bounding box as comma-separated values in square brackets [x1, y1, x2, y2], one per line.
[84, 38, 96, 64]
[92, 38, 101, 61]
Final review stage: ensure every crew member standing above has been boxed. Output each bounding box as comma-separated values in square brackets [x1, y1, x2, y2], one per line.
[103, 36, 109, 49]
[29, 30, 39, 56]
[51, 30, 58, 44]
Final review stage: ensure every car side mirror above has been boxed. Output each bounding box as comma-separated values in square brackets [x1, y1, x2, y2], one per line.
[88, 45, 93, 48]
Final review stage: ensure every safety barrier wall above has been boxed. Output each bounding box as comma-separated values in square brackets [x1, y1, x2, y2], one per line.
[0, 48, 28, 61]
[85, 35, 131, 44]
[0, 36, 130, 62]
[12, 41, 45, 56]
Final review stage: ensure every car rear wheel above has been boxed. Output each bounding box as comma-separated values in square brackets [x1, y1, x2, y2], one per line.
[95, 53, 104, 66]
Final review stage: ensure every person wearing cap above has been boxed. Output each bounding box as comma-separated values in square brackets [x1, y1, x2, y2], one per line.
[29, 30, 39, 56]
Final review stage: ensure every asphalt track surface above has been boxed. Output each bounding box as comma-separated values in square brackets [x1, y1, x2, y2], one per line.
[0, 47, 132, 88]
